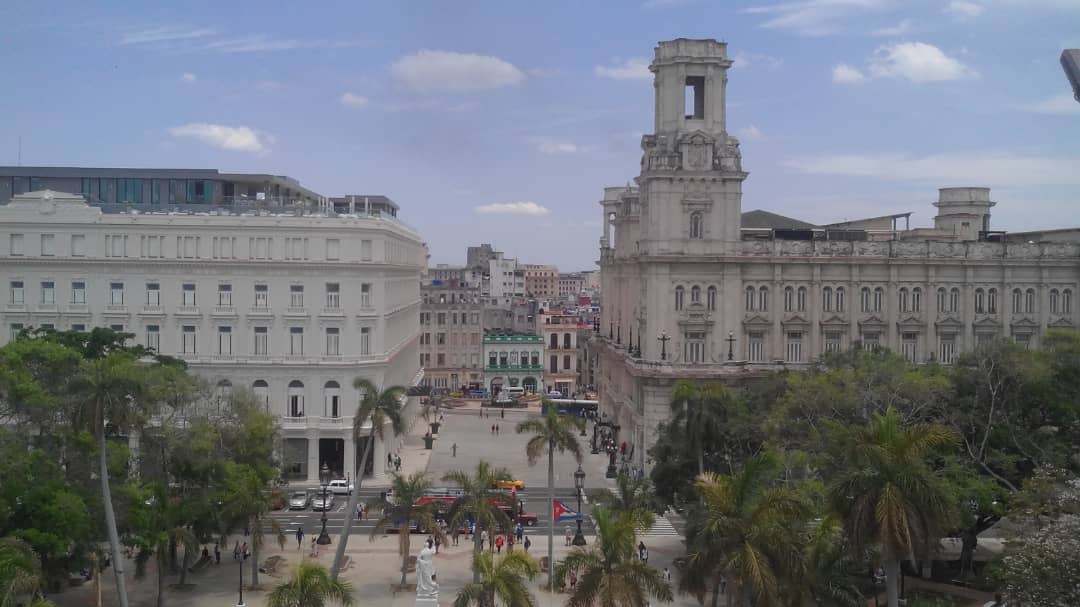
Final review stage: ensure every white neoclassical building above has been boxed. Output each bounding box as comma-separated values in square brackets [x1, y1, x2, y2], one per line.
[0, 190, 426, 484]
[591, 38, 1080, 474]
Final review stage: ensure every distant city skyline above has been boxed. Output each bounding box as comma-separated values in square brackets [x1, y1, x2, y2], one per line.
[2, 0, 1077, 269]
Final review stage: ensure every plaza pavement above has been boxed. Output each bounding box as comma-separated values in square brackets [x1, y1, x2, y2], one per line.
[50, 401, 700, 607]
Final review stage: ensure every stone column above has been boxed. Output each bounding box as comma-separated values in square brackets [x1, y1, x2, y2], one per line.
[343, 435, 355, 484]
[306, 430, 320, 483]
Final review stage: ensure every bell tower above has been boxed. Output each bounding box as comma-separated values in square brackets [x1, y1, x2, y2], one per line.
[638, 38, 747, 250]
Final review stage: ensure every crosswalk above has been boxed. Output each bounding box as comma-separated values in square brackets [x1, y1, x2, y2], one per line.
[639, 514, 681, 537]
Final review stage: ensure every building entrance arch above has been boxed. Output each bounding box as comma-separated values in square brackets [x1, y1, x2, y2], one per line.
[522, 376, 537, 392]
[489, 377, 505, 395]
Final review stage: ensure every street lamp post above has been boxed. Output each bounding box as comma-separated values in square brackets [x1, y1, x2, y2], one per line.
[572, 466, 587, 546]
[605, 440, 618, 479]
[316, 463, 333, 546]
[657, 331, 670, 361]
[236, 548, 245, 607]
[726, 330, 736, 361]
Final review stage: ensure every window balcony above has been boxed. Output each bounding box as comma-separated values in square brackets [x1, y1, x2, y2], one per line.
[212, 306, 238, 317]
[248, 306, 273, 317]
[318, 416, 345, 427]
[484, 364, 544, 371]
[283, 307, 309, 318]
[281, 415, 307, 429]
[319, 307, 346, 318]
[103, 305, 129, 316]
[175, 306, 201, 317]
[33, 304, 59, 315]
[65, 304, 90, 316]
[3, 304, 28, 315]
[139, 305, 165, 316]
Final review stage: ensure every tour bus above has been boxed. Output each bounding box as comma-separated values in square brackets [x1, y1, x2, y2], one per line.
[541, 399, 599, 416]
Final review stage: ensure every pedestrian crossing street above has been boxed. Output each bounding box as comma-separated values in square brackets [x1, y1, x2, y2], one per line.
[639, 513, 681, 537]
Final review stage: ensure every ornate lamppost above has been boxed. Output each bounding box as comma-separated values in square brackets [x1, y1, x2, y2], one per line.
[236, 545, 245, 607]
[657, 331, 670, 361]
[605, 439, 618, 478]
[572, 466, 587, 546]
[726, 330, 736, 361]
[316, 463, 333, 545]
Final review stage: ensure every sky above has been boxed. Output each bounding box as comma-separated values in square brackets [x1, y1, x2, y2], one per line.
[1, 0, 1078, 270]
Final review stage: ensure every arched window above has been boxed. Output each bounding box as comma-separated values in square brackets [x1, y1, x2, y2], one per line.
[323, 380, 341, 418]
[550, 333, 558, 349]
[675, 286, 685, 311]
[215, 379, 232, 411]
[987, 288, 997, 314]
[1025, 288, 1036, 314]
[499, 351, 508, 366]
[745, 286, 755, 312]
[836, 287, 845, 313]
[758, 286, 769, 312]
[531, 351, 539, 366]
[784, 287, 794, 312]
[873, 287, 885, 312]
[252, 379, 270, 413]
[563, 333, 571, 349]
[912, 287, 922, 313]
[823, 287, 833, 312]
[975, 288, 986, 314]
[689, 212, 704, 239]
[898, 288, 909, 313]
[938, 288, 949, 313]
[287, 380, 305, 418]
[797, 287, 807, 312]
[950, 288, 960, 313]
[691, 285, 701, 304]
[1063, 289, 1073, 314]
[521, 351, 529, 366]
[1012, 288, 1023, 313]
[861, 287, 872, 313]
[1049, 289, 1060, 314]
[707, 286, 717, 311]
[510, 351, 519, 365]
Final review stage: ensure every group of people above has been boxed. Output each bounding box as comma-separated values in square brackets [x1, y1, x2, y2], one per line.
[386, 452, 402, 471]
[232, 541, 250, 561]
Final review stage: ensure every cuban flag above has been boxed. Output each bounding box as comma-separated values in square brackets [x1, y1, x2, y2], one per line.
[552, 499, 581, 522]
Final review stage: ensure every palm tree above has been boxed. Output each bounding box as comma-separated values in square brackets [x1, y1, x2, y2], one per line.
[443, 460, 516, 584]
[331, 379, 406, 579]
[826, 407, 958, 607]
[0, 536, 52, 607]
[681, 453, 809, 607]
[267, 562, 354, 607]
[670, 380, 730, 476]
[220, 461, 287, 589]
[590, 470, 657, 531]
[785, 516, 864, 607]
[367, 471, 444, 587]
[555, 508, 672, 607]
[515, 404, 584, 590]
[69, 353, 155, 607]
[454, 550, 540, 607]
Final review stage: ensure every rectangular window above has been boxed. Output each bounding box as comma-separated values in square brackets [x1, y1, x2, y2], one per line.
[71, 281, 86, 304]
[146, 325, 160, 351]
[360, 327, 371, 355]
[285, 237, 309, 260]
[9, 323, 23, 341]
[182, 283, 196, 306]
[98, 178, 112, 203]
[106, 235, 127, 258]
[81, 178, 91, 199]
[938, 336, 956, 364]
[550, 355, 558, 373]
[901, 332, 918, 363]
[326, 238, 340, 260]
[10, 281, 25, 305]
[254, 284, 269, 308]
[218, 284, 232, 306]
[685, 331, 705, 363]
[437, 333, 446, 345]
[360, 239, 372, 261]
[290, 285, 304, 308]
[437, 313, 446, 325]
[9, 234, 24, 256]
[1013, 332, 1031, 350]
[325, 283, 340, 309]
[139, 235, 164, 258]
[211, 236, 236, 259]
[326, 327, 340, 355]
[71, 324, 86, 332]
[361, 283, 372, 308]
[40, 234, 55, 256]
[824, 331, 842, 354]
[862, 333, 880, 350]
[70, 234, 85, 257]
[563, 354, 571, 370]
[110, 282, 124, 305]
[289, 327, 304, 355]
[116, 178, 143, 203]
[144, 282, 159, 306]
[254, 326, 269, 355]
[151, 179, 161, 204]
[785, 332, 803, 363]
[40, 281, 55, 304]
[217, 326, 232, 355]
[181, 326, 196, 354]
[437, 353, 446, 366]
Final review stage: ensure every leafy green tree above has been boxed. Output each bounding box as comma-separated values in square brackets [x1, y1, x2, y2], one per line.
[331, 379, 406, 580]
[453, 550, 540, 607]
[367, 471, 443, 587]
[515, 404, 584, 590]
[555, 508, 672, 607]
[125, 482, 199, 605]
[681, 453, 809, 607]
[995, 514, 1080, 607]
[443, 461, 516, 583]
[219, 462, 286, 588]
[590, 470, 657, 531]
[267, 561, 355, 607]
[785, 516, 864, 607]
[826, 407, 958, 607]
[670, 380, 731, 476]
[0, 536, 52, 607]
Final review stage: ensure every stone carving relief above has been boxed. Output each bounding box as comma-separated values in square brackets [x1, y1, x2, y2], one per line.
[892, 242, 927, 258]
[779, 241, 812, 256]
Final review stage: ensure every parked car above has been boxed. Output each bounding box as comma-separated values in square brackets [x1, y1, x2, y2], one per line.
[494, 479, 527, 490]
[327, 479, 353, 495]
[547, 391, 563, 398]
[288, 491, 311, 510]
[312, 494, 336, 512]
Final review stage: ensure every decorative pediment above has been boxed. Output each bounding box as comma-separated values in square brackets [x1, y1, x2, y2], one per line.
[1048, 316, 1075, 328]
[819, 314, 849, 327]
[1010, 317, 1040, 330]
[782, 314, 811, 328]
[896, 314, 926, 330]
[742, 314, 771, 329]
[858, 315, 887, 330]
[677, 130, 717, 146]
[934, 315, 964, 329]
[678, 130, 716, 171]
[973, 316, 1003, 331]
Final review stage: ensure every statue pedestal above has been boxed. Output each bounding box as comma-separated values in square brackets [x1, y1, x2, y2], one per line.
[415, 596, 438, 607]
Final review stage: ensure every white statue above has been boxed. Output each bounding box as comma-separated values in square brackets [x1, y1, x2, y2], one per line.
[415, 543, 439, 601]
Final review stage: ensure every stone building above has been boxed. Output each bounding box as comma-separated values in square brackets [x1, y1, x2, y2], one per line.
[590, 38, 1080, 474]
[523, 264, 559, 298]
[0, 189, 426, 484]
[538, 309, 589, 395]
[419, 282, 483, 392]
[558, 273, 586, 299]
[483, 333, 544, 395]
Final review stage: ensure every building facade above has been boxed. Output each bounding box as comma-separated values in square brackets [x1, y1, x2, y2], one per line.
[419, 282, 483, 392]
[0, 189, 426, 484]
[482, 333, 544, 395]
[524, 264, 559, 298]
[591, 38, 1080, 475]
[558, 272, 586, 299]
[538, 310, 588, 395]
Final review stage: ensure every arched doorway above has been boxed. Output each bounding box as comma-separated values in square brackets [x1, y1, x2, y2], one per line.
[522, 377, 537, 392]
[252, 379, 270, 414]
[490, 377, 504, 395]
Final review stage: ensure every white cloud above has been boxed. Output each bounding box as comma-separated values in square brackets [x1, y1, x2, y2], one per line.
[180, 72, 197, 83]
[832, 63, 867, 83]
[737, 125, 765, 141]
[199, 35, 313, 53]
[742, 0, 889, 36]
[944, 0, 984, 18]
[594, 58, 652, 81]
[868, 42, 975, 82]
[390, 50, 525, 93]
[1017, 92, 1080, 115]
[474, 202, 551, 216]
[167, 123, 271, 153]
[784, 150, 1080, 185]
[731, 51, 784, 70]
[120, 26, 215, 45]
[870, 19, 914, 36]
[529, 137, 587, 155]
[339, 92, 369, 109]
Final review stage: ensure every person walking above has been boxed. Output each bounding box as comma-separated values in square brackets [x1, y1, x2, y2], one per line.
[515, 523, 524, 542]
[638, 541, 648, 563]
[387, 452, 393, 468]
[452, 442, 458, 457]
[233, 541, 241, 562]
[394, 454, 402, 471]
[523, 536, 531, 553]
[213, 543, 221, 565]
[663, 567, 671, 585]
[495, 534, 504, 554]
[480, 528, 488, 549]
[495, 423, 500, 435]
[507, 534, 514, 552]
[491, 423, 495, 434]
[310, 537, 318, 558]
[434, 535, 441, 554]
[565, 525, 573, 546]
[241, 542, 250, 560]
[296, 527, 304, 550]
[356, 502, 363, 521]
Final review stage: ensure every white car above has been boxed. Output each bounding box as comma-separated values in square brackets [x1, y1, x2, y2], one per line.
[547, 391, 563, 399]
[327, 479, 354, 495]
